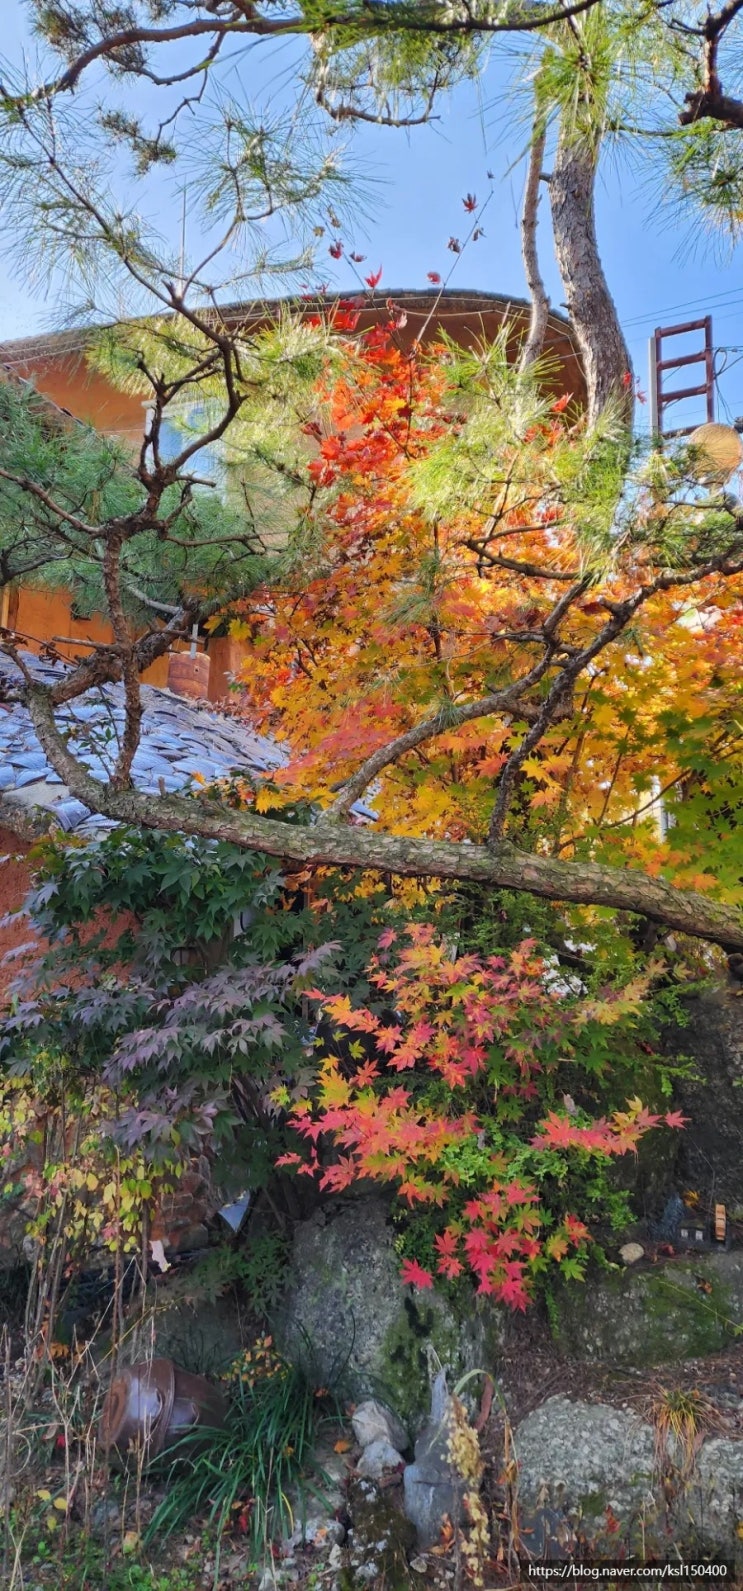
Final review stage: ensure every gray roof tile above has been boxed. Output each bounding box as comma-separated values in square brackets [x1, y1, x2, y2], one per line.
[0, 650, 285, 835]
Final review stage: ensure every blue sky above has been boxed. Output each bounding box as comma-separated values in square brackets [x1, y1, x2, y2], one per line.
[1, 3, 742, 426]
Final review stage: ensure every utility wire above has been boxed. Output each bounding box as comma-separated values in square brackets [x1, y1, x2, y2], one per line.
[622, 286, 743, 330]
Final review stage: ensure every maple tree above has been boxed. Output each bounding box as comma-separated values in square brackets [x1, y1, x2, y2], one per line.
[220, 321, 743, 912]
[0, 2, 742, 949]
[273, 923, 686, 1309]
[4, 309, 741, 952]
[3, 15, 743, 1552]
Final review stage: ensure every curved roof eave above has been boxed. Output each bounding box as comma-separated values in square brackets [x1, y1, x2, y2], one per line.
[0, 287, 581, 367]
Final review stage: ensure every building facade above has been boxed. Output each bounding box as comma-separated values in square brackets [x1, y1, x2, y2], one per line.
[0, 289, 585, 702]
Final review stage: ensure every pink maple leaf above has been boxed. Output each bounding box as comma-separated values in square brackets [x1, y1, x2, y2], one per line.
[664, 1110, 688, 1129]
[400, 1258, 434, 1289]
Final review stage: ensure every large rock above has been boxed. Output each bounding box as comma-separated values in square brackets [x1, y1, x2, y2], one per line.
[352, 1399, 409, 1454]
[686, 1439, 743, 1557]
[664, 990, 743, 1211]
[339, 1478, 422, 1591]
[275, 1197, 503, 1429]
[553, 1251, 743, 1366]
[357, 1438, 405, 1481]
[515, 1397, 657, 1529]
[513, 1395, 743, 1566]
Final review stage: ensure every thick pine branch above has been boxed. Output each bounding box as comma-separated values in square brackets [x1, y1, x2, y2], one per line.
[18, 684, 743, 951]
[18, 1, 605, 106]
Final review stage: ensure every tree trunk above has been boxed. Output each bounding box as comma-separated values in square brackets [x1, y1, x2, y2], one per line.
[550, 126, 633, 426]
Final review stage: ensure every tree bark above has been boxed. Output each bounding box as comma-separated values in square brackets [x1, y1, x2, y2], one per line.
[549, 126, 633, 426]
[22, 685, 743, 951]
[519, 121, 550, 371]
[679, 89, 743, 128]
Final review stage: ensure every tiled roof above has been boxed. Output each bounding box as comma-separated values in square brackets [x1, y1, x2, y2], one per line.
[0, 650, 285, 836]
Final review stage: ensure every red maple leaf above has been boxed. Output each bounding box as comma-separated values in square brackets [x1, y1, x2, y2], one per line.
[333, 309, 360, 332]
[349, 252, 366, 262]
[427, 271, 441, 284]
[563, 1213, 590, 1244]
[463, 1226, 495, 1267]
[463, 193, 477, 212]
[663, 1109, 688, 1129]
[352, 1060, 381, 1087]
[531, 1111, 575, 1149]
[435, 1229, 463, 1279]
[328, 241, 343, 259]
[375, 1024, 403, 1056]
[365, 266, 383, 288]
[497, 1261, 529, 1311]
[320, 1156, 360, 1191]
[400, 1258, 434, 1289]
[551, 392, 572, 413]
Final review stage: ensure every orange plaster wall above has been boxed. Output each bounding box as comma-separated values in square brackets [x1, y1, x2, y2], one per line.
[12, 585, 170, 688]
[3, 298, 586, 706]
[207, 635, 246, 703]
[11, 351, 146, 446]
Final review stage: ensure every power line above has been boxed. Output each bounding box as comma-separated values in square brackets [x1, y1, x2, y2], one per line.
[622, 287, 743, 331]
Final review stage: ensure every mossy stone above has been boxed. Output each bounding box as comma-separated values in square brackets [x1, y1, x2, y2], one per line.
[275, 1196, 504, 1429]
[338, 1479, 422, 1591]
[553, 1251, 743, 1365]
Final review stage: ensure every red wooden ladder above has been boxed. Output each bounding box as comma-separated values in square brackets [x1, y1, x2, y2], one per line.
[649, 316, 715, 439]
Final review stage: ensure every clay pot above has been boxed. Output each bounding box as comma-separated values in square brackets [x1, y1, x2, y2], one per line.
[100, 1357, 227, 1465]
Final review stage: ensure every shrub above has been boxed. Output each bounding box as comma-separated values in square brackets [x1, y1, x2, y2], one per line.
[276, 925, 685, 1308]
[148, 1336, 334, 1555]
